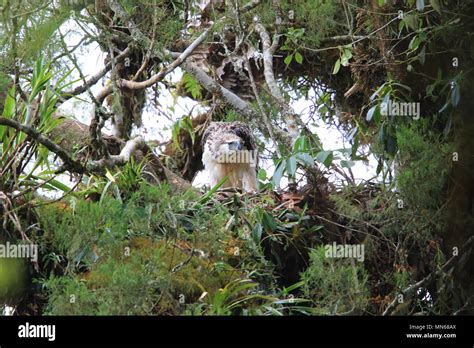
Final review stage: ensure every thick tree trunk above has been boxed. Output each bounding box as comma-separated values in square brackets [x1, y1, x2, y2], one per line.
[444, 83, 474, 313]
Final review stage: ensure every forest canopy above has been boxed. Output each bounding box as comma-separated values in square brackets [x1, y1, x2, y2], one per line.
[0, 0, 473, 316]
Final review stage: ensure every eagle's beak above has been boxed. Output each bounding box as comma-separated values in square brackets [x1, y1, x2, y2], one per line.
[228, 141, 243, 151]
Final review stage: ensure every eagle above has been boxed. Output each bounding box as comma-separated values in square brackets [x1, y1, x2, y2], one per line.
[202, 121, 258, 192]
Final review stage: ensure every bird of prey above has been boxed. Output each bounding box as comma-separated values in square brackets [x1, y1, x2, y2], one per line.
[202, 121, 258, 192]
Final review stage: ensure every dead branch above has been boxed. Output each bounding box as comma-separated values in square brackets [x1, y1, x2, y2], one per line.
[118, 28, 211, 90]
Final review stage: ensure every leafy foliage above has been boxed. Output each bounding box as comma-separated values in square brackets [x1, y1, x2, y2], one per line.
[301, 247, 369, 315]
[396, 123, 453, 210]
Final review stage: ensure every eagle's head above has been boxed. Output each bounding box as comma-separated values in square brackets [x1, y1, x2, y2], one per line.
[211, 133, 245, 160]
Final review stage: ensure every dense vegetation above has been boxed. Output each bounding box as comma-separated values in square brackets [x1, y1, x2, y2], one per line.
[0, 0, 473, 315]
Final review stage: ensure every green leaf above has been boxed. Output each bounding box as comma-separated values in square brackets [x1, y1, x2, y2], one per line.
[284, 54, 293, 66]
[293, 135, 308, 152]
[252, 223, 263, 244]
[332, 58, 341, 74]
[180, 116, 195, 145]
[272, 159, 286, 188]
[451, 82, 460, 107]
[341, 47, 352, 66]
[294, 52, 303, 64]
[262, 211, 277, 232]
[366, 105, 379, 122]
[341, 160, 355, 168]
[287, 156, 297, 177]
[45, 179, 71, 193]
[105, 169, 116, 183]
[370, 83, 387, 101]
[282, 280, 305, 294]
[315, 150, 333, 167]
[399, 19, 405, 32]
[391, 82, 412, 92]
[376, 159, 383, 175]
[430, 0, 441, 14]
[182, 73, 202, 99]
[439, 101, 450, 113]
[416, 0, 425, 11]
[403, 14, 418, 31]
[380, 92, 390, 114]
[258, 168, 267, 181]
[295, 153, 315, 166]
[198, 176, 228, 204]
[2, 86, 15, 118]
[419, 45, 426, 64]
[346, 127, 358, 142]
[341, 56, 350, 67]
[379, 124, 387, 146]
[29, 58, 52, 102]
[408, 35, 421, 51]
[99, 180, 115, 206]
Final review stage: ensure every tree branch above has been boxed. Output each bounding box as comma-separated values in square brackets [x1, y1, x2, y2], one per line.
[254, 19, 299, 143]
[118, 28, 210, 90]
[0, 117, 85, 174]
[60, 46, 131, 103]
[181, 61, 258, 119]
[243, 49, 281, 157]
[86, 136, 145, 171]
[382, 235, 474, 315]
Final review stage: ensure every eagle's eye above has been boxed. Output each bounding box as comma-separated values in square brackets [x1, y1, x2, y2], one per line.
[227, 140, 243, 151]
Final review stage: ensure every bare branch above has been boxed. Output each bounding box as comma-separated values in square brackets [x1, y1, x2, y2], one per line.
[87, 136, 146, 171]
[58, 29, 102, 108]
[60, 47, 131, 103]
[118, 28, 211, 90]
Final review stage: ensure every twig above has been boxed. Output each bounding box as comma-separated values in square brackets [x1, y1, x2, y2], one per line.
[382, 235, 474, 315]
[60, 47, 131, 103]
[302, 15, 401, 54]
[58, 29, 103, 109]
